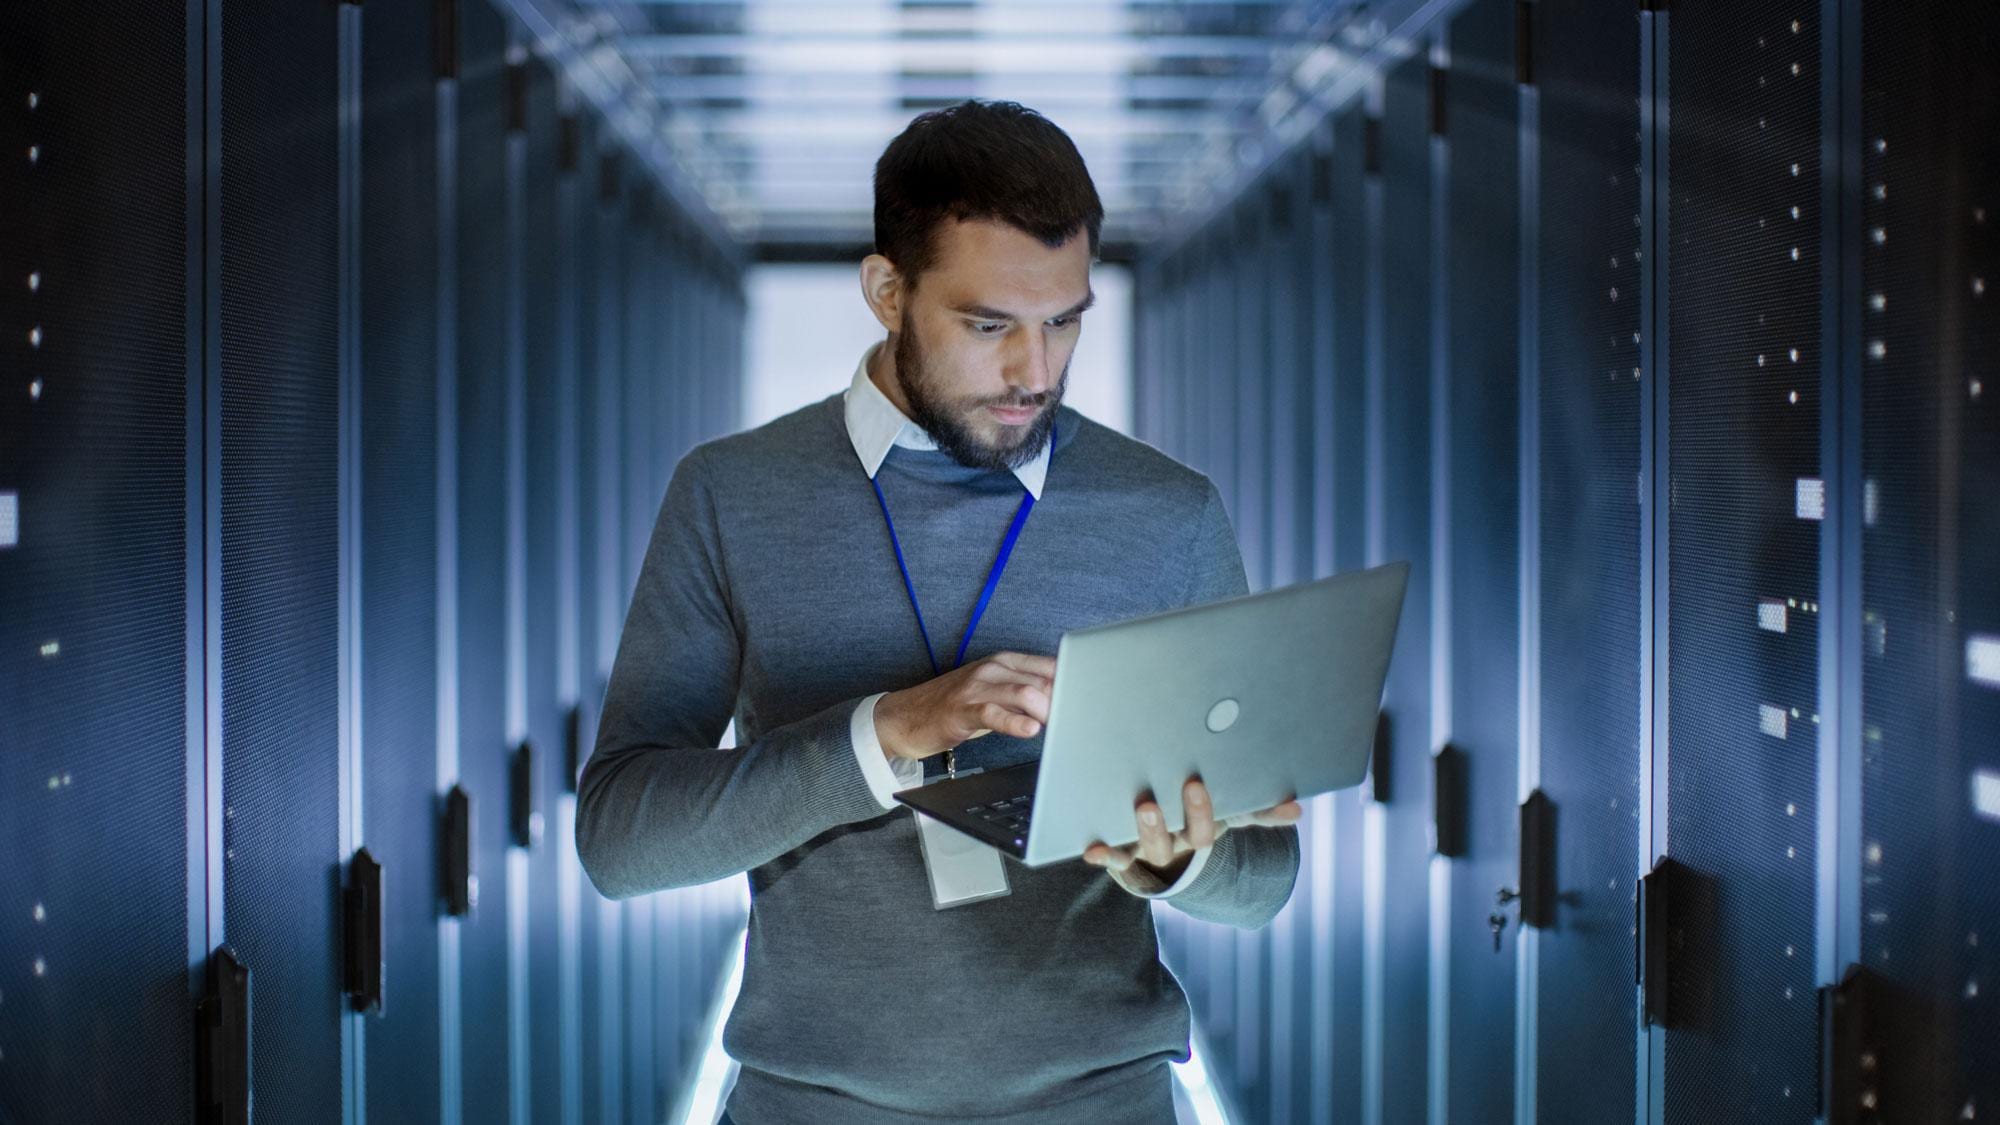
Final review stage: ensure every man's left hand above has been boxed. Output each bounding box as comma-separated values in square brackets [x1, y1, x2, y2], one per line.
[1082, 777, 1302, 885]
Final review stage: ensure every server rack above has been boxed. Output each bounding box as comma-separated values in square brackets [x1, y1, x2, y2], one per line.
[0, 1, 749, 1121]
[1131, 1, 1995, 1121]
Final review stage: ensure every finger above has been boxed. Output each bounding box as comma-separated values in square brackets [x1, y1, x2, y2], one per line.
[1182, 778, 1218, 849]
[967, 661, 1053, 691]
[1084, 842, 1135, 872]
[974, 700, 1041, 739]
[1242, 799, 1304, 827]
[987, 651, 1058, 682]
[1135, 799, 1177, 868]
[975, 681, 1050, 723]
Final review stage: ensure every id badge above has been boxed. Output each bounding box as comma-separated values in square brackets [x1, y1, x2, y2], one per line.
[914, 810, 1011, 910]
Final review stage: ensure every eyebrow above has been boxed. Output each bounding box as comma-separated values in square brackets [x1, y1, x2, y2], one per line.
[951, 291, 1096, 321]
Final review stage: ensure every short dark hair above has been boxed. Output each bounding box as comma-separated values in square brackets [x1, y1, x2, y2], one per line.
[872, 99, 1104, 284]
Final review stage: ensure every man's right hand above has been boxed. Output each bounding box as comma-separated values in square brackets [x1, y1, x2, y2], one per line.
[872, 651, 1056, 765]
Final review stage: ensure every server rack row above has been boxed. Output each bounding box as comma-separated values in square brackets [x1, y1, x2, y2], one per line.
[1134, 0, 1996, 1122]
[0, 2, 748, 1122]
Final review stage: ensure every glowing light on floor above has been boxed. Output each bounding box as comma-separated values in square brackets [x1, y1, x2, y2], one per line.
[680, 924, 748, 1125]
[1170, 1010, 1237, 1125]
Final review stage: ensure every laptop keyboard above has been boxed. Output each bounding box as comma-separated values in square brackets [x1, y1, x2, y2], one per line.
[964, 793, 1033, 836]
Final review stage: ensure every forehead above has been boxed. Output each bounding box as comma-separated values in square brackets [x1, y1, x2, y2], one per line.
[921, 217, 1091, 313]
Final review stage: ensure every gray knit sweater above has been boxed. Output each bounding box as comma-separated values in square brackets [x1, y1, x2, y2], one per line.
[576, 393, 1301, 1124]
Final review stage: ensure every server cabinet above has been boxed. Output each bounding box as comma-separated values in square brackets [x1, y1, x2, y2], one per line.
[1529, 2, 1646, 1119]
[519, 55, 569, 1125]
[1310, 106, 1373, 1125]
[1854, 2, 2000, 1118]
[217, 1, 345, 1117]
[0, 8, 195, 1120]
[359, 0, 444, 1116]
[565, 109, 613, 1125]
[455, 0, 516, 1115]
[1374, 48, 1438, 1125]
[588, 137, 632, 1125]
[1441, 0, 1522, 1116]
[1660, 2, 1825, 1118]
[1233, 203, 1271, 592]
[1327, 107, 1370, 586]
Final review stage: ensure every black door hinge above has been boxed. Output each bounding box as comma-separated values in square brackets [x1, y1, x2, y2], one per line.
[441, 784, 475, 916]
[433, 0, 460, 81]
[1310, 147, 1333, 206]
[343, 848, 383, 1013]
[1429, 64, 1448, 137]
[510, 740, 542, 848]
[1270, 179, 1294, 232]
[1367, 711, 1392, 803]
[1432, 744, 1467, 857]
[1637, 855, 1682, 1027]
[195, 946, 250, 1125]
[1363, 116, 1383, 176]
[1819, 963, 1880, 1124]
[598, 151, 621, 203]
[1515, 1, 1534, 87]
[563, 704, 584, 793]
[505, 60, 529, 134]
[1640, 0, 1669, 12]
[558, 116, 580, 174]
[1518, 788, 1554, 927]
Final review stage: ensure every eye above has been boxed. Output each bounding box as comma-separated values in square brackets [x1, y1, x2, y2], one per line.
[1048, 315, 1079, 330]
[972, 321, 1007, 335]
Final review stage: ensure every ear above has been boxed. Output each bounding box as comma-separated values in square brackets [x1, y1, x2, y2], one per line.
[859, 253, 905, 334]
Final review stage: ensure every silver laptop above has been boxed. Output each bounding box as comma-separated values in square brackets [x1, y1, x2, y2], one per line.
[895, 560, 1410, 866]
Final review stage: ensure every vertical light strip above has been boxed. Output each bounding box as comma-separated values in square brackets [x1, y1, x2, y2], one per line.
[1309, 795, 1336, 1120]
[1513, 50, 1543, 1125]
[435, 69, 465, 1125]
[337, 5, 367, 1119]
[1818, 0, 1866, 992]
[1425, 32, 1454, 1125]
[597, 897, 624, 1125]
[554, 83, 585, 1125]
[502, 41, 532, 1125]
[1359, 72, 1389, 1125]
[1636, 9, 1672, 1123]
[557, 800, 583, 1125]
[186, 0, 220, 1013]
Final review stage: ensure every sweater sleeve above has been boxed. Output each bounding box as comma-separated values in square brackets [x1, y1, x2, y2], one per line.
[1132, 478, 1303, 930]
[575, 446, 891, 899]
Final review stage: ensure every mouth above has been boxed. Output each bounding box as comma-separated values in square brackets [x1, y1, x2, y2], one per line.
[986, 404, 1039, 426]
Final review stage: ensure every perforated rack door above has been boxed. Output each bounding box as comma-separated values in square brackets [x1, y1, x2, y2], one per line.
[214, 0, 348, 1117]
[1375, 46, 1438, 1125]
[453, 0, 516, 1115]
[1856, 2, 2000, 1119]
[1442, 0, 1524, 1113]
[0, 7, 194, 1122]
[1529, 1, 1646, 1119]
[1662, 1, 1825, 1119]
[358, 0, 444, 1115]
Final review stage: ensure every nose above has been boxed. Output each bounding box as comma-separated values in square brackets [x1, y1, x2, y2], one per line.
[1001, 324, 1055, 400]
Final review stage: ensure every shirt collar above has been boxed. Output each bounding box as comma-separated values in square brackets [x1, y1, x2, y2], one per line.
[842, 342, 1050, 500]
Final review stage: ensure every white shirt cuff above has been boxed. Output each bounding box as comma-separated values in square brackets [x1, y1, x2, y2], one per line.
[1113, 843, 1214, 899]
[852, 692, 924, 811]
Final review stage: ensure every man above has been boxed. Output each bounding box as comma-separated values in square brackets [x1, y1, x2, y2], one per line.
[577, 99, 1301, 1125]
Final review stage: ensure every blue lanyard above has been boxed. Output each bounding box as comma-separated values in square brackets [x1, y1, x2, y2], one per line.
[870, 423, 1054, 679]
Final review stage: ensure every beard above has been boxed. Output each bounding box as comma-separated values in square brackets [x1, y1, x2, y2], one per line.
[893, 318, 1066, 473]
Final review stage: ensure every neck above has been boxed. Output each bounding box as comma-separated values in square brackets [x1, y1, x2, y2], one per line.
[867, 338, 915, 418]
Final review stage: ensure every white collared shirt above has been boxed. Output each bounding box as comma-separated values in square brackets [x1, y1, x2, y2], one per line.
[840, 343, 1207, 898]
